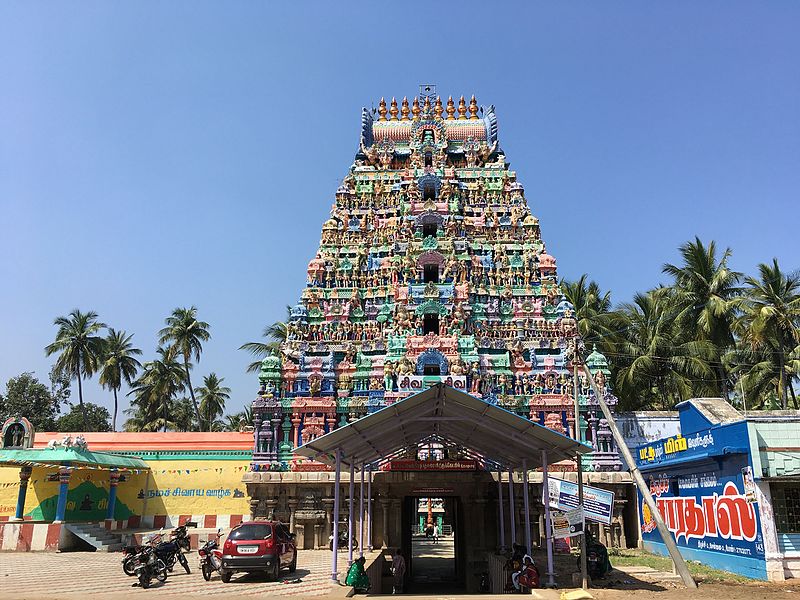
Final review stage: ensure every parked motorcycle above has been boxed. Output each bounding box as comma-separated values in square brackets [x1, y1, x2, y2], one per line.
[198, 529, 223, 581]
[577, 531, 611, 579]
[328, 526, 357, 551]
[154, 528, 191, 574]
[122, 544, 144, 576]
[133, 545, 168, 589]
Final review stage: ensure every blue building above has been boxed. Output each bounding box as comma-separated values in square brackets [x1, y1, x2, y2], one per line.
[636, 398, 800, 581]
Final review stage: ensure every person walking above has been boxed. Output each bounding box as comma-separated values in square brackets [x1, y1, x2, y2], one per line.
[433, 523, 439, 544]
[391, 550, 406, 594]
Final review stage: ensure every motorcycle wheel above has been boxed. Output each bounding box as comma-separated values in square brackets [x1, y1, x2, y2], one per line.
[138, 572, 150, 589]
[202, 562, 213, 581]
[178, 553, 191, 574]
[123, 557, 137, 576]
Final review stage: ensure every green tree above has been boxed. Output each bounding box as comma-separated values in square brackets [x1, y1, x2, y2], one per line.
[663, 237, 742, 398]
[126, 346, 186, 432]
[171, 398, 198, 432]
[613, 288, 716, 410]
[736, 259, 800, 409]
[560, 275, 614, 350]
[57, 402, 111, 432]
[0, 373, 62, 431]
[159, 307, 210, 429]
[197, 373, 231, 432]
[44, 309, 107, 431]
[98, 328, 142, 431]
[224, 405, 253, 431]
[239, 306, 291, 373]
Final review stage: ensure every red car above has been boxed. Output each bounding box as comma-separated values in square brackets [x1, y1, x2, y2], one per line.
[219, 520, 297, 582]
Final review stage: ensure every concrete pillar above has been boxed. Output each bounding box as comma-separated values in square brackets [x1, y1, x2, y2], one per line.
[249, 498, 260, 520]
[288, 498, 299, 534]
[757, 481, 786, 582]
[475, 498, 487, 549]
[380, 499, 391, 548]
[11, 466, 32, 522]
[105, 471, 120, 521]
[54, 468, 71, 523]
[331, 448, 341, 582]
[391, 499, 401, 548]
[497, 473, 506, 551]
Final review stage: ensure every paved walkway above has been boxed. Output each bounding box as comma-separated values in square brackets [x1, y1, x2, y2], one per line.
[0, 549, 344, 599]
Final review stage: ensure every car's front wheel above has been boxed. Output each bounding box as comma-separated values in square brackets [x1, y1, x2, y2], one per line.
[220, 570, 232, 583]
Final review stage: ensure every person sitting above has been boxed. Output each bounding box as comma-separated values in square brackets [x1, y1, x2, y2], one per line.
[512, 555, 539, 591]
[345, 556, 370, 593]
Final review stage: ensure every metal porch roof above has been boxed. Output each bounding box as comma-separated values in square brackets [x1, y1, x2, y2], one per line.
[295, 384, 590, 470]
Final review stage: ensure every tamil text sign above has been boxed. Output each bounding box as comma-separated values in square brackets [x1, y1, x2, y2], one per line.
[544, 477, 614, 524]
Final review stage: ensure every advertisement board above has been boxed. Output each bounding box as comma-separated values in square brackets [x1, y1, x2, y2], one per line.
[636, 421, 767, 580]
[552, 506, 585, 539]
[544, 477, 614, 524]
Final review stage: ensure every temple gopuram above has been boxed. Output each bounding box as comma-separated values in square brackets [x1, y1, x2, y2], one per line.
[245, 88, 634, 554]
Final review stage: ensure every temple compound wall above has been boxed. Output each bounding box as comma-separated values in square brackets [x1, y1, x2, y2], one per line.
[244, 91, 636, 551]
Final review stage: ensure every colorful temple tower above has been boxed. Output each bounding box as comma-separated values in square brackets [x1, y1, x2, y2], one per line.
[249, 89, 622, 475]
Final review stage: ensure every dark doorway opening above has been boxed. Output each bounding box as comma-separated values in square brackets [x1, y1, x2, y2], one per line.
[422, 223, 437, 238]
[423, 183, 435, 200]
[423, 264, 439, 283]
[423, 363, 441, 376]
[402, 496, 462, 593]
[423, 314, 439, 335]
[424, 152, 433, 168]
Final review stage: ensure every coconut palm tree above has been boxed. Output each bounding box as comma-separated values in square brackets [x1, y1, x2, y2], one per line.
[98, 329, 142, 431]
[239, 306, 292, 373]
[45, 309, 107, 431]
[613, 288, 716, 410]
[736, 259, 800, 409]
[224, 406, 253, 431]
[197, 373, 231, 432]
[159, 307, 210, 429]
[663, 237, 742, 399]
[560, 275, 614, 350]
[126, 346, 186, 431]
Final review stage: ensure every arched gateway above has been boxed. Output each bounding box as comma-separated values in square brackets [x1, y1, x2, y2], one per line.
[244, 90, 634, 592]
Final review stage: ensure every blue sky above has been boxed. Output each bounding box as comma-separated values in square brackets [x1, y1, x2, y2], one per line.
[1, 2, 798, 422]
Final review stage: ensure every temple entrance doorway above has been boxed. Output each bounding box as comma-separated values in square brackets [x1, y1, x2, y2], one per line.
[402, 495, 463, 593]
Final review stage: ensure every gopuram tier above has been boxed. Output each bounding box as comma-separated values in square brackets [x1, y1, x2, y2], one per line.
[250, 92, 623, 474]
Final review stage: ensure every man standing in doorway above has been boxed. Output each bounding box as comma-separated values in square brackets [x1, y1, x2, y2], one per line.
[433, 523, 439, 544]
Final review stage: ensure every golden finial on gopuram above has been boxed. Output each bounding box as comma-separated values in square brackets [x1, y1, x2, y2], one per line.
[423, 95, 432, 113]
[469, 95, 479, 119]
[412, 97, 421, 118]
[434, 96, 444, 118]
[457, 95, 467, 120]
[378, 97, 388, 121]
[400, 96, 410, 121]
[446, 96, 456, 120]
[389, 97, 399, 121]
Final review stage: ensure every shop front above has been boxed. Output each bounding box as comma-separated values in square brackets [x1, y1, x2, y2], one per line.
[636, 398, 785, 581]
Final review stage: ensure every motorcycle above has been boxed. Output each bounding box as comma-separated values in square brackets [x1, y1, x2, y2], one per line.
[154, 527, 191, 574]
[577, 531, 611, 579]
[133, 545, 168, 589]
[198, 529, 223, 581]
[122, 544, 144, 576]
[328, 528, 358, 551]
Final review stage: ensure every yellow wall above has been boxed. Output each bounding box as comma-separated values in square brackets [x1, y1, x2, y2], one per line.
[0, 459, 250, 521]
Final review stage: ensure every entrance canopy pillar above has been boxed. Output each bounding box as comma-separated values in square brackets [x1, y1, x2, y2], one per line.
[53, 467, 71, 523]
[497, 472, 506, 551]
[331, 448, 341, 582]
[508, 469, 516, 545]
[522, 459, 531, 553]
[359, 464, 365, 558]
[541, 449, 555, 587]
[367, 468, 373, 551]
[348, 461, 355, 566]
